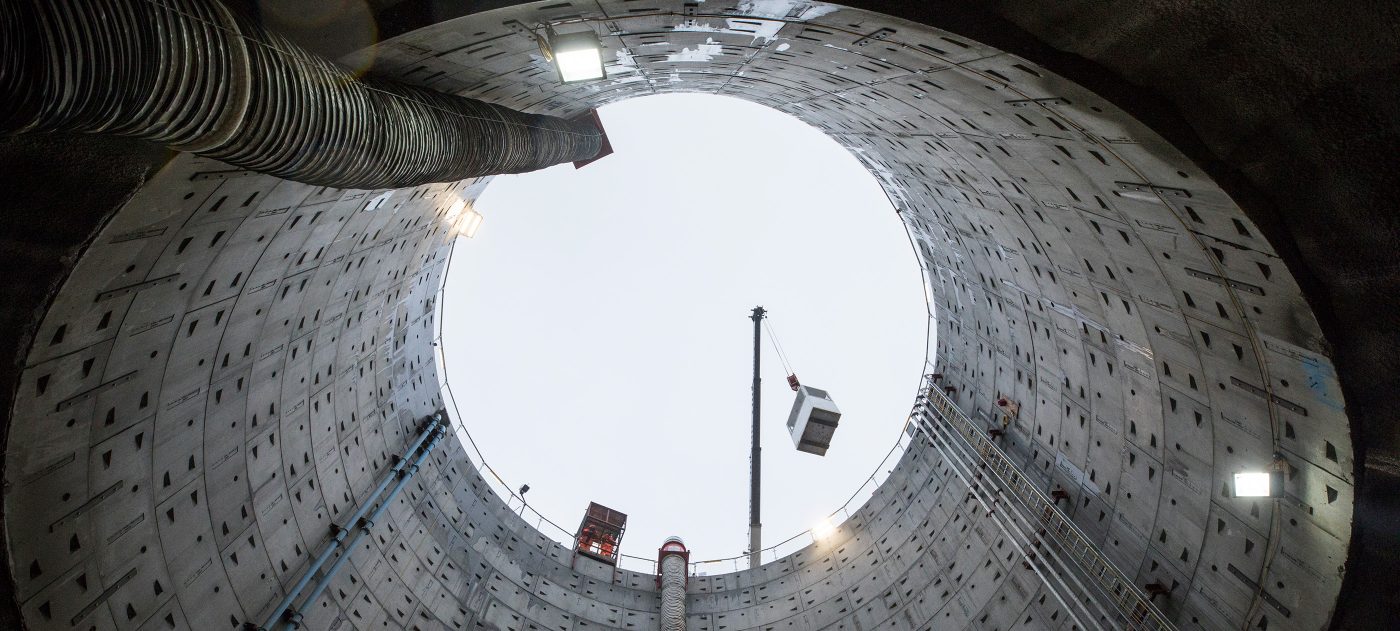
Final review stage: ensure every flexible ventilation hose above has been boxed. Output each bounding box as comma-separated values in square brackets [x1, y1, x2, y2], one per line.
[659, 538, 687, 631]
[0, 0, 603, 189]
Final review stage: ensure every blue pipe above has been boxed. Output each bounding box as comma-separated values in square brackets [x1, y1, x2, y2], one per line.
[257, 413, 445, 630]
[280, 422, 448, 630]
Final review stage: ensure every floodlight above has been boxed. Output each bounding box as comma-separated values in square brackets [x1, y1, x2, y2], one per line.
[550, 31, 605, 83]
[460, 207, 484, 238]
[1232, 470, 1284, 498]
[447, 199, 484, 238]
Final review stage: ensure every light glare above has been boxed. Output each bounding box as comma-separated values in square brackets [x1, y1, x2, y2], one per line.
[556, 48, 604, 82]
[811, 517, 837, 541]
[461, 208, 484, 238]
[1233, 471, 1272, 497]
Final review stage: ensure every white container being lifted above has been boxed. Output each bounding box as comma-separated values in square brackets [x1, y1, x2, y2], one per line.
[786, 385, 842, 456]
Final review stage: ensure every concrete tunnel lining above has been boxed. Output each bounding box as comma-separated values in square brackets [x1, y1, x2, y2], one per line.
[2, 0, 1395, 629]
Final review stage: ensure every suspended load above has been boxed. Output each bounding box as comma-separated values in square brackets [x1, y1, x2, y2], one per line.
[787, 385, 842, 456]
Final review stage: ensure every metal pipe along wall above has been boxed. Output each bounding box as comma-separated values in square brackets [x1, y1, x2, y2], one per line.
[258, 413, 446, 630]
[0, 0, 603, 189]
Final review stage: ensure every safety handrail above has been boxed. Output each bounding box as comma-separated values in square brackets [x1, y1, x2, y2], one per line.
[434, 369, 920, 576]
[682, 422, 915, 574]
[431, 233, 927, 577]
[916, 376, 1175, 631]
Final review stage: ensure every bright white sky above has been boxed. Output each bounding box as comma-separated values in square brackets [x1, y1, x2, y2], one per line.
[438, 93, 929, 571]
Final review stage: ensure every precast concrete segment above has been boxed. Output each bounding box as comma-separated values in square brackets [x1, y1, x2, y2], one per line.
[258, 413, 444, 630]
[0, 0, 603, 189]
[915, 380, 1172, 629]
[0, 1, 1359, 631]
[279, 421, 449, 630]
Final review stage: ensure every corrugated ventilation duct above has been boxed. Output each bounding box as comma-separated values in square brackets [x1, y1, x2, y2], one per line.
[659, 537, 687, 631]
[0, 0, 603, 189]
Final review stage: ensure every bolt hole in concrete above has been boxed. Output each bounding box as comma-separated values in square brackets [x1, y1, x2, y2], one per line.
[438, 94, 928, 565]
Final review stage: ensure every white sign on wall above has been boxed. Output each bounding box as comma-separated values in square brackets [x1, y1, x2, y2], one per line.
[1055, 452, 1101, 495]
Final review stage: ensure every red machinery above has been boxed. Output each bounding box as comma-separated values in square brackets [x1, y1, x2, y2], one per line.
[656, 536, 690, 588]
[574, 502, 627, 566]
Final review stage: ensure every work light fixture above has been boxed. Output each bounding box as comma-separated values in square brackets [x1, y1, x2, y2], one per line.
[460, 206, 484, 238]
[1230, 454, 1288, 498]
[547, 30, 605, 83]
[448, 200, 484, 238]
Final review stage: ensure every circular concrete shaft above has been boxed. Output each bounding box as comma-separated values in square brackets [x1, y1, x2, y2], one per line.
[1, 1, 1386, 630]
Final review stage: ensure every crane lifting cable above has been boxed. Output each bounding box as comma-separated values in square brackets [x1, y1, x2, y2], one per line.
[761, 312, 843, 456]
[763, 318, 800, 391]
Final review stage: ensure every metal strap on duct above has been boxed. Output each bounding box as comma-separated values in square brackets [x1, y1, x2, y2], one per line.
[0, 0, 603, 189]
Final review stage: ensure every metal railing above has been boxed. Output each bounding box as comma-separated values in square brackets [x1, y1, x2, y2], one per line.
[683, 425, 916, 575]
[432, 242, 1172, 629]
[436, 378, 667, 574]
[431, 365, 1173, 630]
[914, 392, 1102, 630]
[433, 372, 920, 576]
[430, 234, 928, 576]
[915, 376, 1175, 631]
